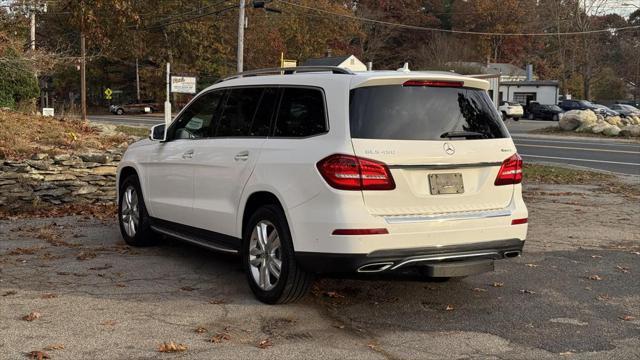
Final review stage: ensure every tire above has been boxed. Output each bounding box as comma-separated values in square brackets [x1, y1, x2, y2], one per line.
[527, 113, 534, 120]
[552, 114, 559, 121]
[118, 174, 158, 246]
[513, 117, 520, 121]
[242, 204, 312, 304]
[501, 112, 507, 121]
[116, 108, 124, 115]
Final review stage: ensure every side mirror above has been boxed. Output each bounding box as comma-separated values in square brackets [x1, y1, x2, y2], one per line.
[150, 124, 166, 141]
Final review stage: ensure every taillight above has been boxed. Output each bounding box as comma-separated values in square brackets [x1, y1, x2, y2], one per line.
[403, 80, 464, 87]
[316, 154, 395, 191]
[495, 153, 523, 186]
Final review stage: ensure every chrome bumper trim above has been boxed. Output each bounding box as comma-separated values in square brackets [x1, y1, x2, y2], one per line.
[384, 208, 512, 224]
[387, 161, 502, 170]
[390, 251, 500, 270]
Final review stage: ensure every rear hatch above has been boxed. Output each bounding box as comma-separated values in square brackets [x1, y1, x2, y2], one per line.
[349, 78, 517, 216]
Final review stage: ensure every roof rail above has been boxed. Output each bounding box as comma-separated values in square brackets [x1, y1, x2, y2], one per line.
[218, 66, 355, 83]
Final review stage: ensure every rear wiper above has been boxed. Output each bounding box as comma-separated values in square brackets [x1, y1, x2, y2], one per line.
[440, 131, 486, 139]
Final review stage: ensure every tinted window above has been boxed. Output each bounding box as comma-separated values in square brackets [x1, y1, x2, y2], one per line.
[171, 91, 223, 140]
[274, 88, 327, 137]
[249, 87, 279, 137]
[216, 88, 264, 137]
[350, 85, 508, 140]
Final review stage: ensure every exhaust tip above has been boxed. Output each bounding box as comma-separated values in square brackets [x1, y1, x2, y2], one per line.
[504, 251, 521, 258]
[357, 262, 393, 273]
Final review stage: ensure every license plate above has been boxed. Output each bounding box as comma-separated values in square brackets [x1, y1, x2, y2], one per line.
[429, 173, 464, 195]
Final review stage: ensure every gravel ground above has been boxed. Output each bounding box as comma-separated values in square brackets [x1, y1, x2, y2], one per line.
[1, 182, 639, 359]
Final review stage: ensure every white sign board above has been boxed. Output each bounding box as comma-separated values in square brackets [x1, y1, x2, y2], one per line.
[42, 108, 54, 117]
[171, 76, 197, 94]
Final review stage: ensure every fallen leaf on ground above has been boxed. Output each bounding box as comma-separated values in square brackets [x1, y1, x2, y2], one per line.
[180, 286, 197, 291]
[492, 282, 504, 287]
[194, 327, 208, 334]
[559, 351, 574, 356]
[41, 293, 57, 299]
[333, 324, 345, 329]
[367, 342, 378, 350]
[100, 320, 117, 326]
[445, 304, 455, 311]
[615, 266, 630, 274]
[115, 283, 126, 288]
[520, 289, 536, 294]
[257, 339, 272, 349]
[208, 298, 226, 304]
[76, 251, 97, 261]
[22, 312, 41, 321]
[588, 275, 602, 281]
[471, 287, 487, 292]
[324, 291, 344, 298]
[27, 350, 50, 359]
[210, 333, 231, 343]
[2, 290, 17, 296]
[591, 255, 602, 259]
[8, 247, 39, 255]
[525, 263, 539, 268]
[158, 342, 187, 353]
[596, 294, 610, 301]
[44, 344, 64, 350]
[619, 315, 635, 321]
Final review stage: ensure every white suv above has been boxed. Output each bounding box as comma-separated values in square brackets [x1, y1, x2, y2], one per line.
[116, 66, 528, 304]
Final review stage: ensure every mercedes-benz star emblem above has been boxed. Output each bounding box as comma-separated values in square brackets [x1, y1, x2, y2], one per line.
[443, 142, 455, 155]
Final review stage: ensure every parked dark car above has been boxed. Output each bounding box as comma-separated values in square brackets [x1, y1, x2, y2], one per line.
[110, 99, 160, 115]
[525, 102, 564, 121]
[558, 99, 598, 112]
[609, 104, 640, 118]
[592, 103, 620, 117]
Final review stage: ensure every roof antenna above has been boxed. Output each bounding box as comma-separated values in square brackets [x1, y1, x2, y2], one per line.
[397, 62, 410, 72]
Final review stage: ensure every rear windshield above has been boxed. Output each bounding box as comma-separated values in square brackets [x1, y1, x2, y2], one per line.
[349, 85, 508, 140]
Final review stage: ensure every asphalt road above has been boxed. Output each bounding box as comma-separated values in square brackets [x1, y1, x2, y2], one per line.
[90, 115, 640, 176]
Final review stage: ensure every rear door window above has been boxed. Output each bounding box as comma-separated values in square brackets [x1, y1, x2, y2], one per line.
[349, 85, 508, 140]
[273, 87, 327, 137]
[215, 87, 264, 137]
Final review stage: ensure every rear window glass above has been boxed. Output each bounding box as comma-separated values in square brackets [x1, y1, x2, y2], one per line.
[349, 85, 508, 140]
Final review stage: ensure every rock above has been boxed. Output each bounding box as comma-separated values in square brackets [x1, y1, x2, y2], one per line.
[35, 188, 69, 197]
[72, 185, 98, 195]
[92, 166, 117, 176]
[605, 116, 623, 127]
[53, 154, 71, 162]
[591, 120, 611, 134]
[79, 153, 113, 164]
[559, 110, 597, 131]
[620, 125, 640, 137]
[43, 173, 77, 181]
[0, 172, 20, 179]
[61, 159, 84, 167]
[26, 160, 53, 171]
[0, 179, 16, 186]
[31, 153, 49, 160]
[602, 125, 621, 136]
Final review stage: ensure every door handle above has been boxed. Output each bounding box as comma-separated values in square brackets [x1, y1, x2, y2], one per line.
[234, 151, 249, 161]
[182, 149, 194, 159]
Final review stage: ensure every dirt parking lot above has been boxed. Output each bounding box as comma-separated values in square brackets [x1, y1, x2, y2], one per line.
[1, 181, 639, 359]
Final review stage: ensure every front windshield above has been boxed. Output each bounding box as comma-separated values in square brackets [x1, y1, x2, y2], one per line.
[580, 100, 595, 106]
[549, 105, 562, 111]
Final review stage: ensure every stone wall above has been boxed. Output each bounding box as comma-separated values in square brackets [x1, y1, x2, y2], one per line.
[0, 150, 122, 209]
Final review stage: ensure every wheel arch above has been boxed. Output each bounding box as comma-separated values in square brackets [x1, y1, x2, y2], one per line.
[240, 191, 288, 239]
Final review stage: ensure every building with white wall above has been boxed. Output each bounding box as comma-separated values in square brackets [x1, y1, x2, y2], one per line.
[499, 80, 560, 106]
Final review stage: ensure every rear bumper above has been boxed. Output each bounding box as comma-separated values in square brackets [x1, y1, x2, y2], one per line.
[296, 238, 524, 275]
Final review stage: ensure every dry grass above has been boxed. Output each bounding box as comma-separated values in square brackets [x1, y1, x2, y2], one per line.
[0, 109, 131, 160]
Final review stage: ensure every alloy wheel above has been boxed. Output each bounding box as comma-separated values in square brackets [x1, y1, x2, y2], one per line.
[248, 220, 282, 291]
[121, 186, 140, 237]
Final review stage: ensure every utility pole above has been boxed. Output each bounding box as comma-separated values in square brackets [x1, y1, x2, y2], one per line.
[135, 58, 141, 102]
[30, 10, 35, 50]
[80, 1, 87, 122]
[237, 0, 245, 73]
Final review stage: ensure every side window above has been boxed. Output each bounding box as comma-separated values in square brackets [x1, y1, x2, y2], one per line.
[216, 87, 263, 137]
[249, 87, 279, 137]
[171, 91, 223, 140]
[274, 87, 327, 137]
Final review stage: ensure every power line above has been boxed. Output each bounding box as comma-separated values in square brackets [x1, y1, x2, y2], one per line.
[276, 0, 640, 36]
